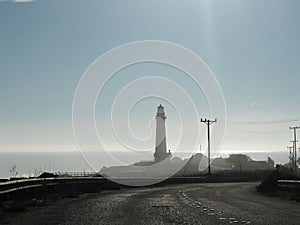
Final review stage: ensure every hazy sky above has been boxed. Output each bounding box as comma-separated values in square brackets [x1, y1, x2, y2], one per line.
[0, 0, 300, 153]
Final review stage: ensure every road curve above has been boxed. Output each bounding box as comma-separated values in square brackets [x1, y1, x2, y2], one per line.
[65, 182, 300, 225]
[1, 182, 299, 225]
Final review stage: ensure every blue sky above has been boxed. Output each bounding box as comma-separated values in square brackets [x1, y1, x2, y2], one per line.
[0, 0, 300, 153]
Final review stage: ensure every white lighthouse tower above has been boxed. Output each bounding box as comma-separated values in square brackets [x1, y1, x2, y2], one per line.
[154, 104, 171, 162]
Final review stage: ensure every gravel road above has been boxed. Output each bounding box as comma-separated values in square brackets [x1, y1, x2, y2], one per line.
[1, 182, 299, 225]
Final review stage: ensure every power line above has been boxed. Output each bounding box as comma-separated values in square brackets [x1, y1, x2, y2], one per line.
[228, 117, 300, 125]
[229, 126, 287, 134]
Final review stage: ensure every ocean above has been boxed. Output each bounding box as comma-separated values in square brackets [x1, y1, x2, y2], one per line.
[0, 151, 290, 179]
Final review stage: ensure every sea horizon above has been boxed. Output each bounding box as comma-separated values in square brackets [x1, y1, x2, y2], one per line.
[0, 150, 289, 179]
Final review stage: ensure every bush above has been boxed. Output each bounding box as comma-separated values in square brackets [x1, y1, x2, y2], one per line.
[1, 201, 26, 212]
[257, 167, 281, 192]
[39, 172, 58, 178]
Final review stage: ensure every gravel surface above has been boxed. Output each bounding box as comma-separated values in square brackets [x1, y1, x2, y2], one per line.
[1, 182, 299, 225]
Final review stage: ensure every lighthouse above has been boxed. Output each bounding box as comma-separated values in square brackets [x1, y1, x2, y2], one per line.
[154, 104, 171, 162]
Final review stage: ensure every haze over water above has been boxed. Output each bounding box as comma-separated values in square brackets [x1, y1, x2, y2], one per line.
[0, 151, 289, 179]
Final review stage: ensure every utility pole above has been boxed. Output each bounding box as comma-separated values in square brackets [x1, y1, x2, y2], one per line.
[201, 118, 217, 175]
[290, 126, 300, 173]
[287, 146, 294, 170]
[298, 147, 300, 169]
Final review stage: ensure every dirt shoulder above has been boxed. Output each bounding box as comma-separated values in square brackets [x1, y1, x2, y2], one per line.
[0, 193, 102, 225]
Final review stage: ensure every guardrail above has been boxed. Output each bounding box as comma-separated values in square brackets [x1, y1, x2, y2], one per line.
[0, 177, 105, 191]
[0, 177, 108, 202]
[0, 176, 209, 202]
[278, 179, 300, 192]
[53, 171, 96, 177]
